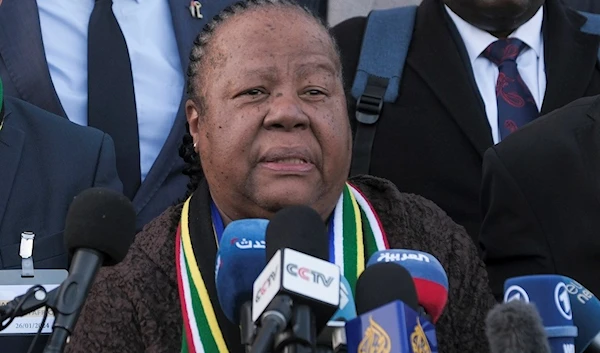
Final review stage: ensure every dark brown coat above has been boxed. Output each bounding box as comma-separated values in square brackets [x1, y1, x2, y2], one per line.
[65, 176, 495, 353]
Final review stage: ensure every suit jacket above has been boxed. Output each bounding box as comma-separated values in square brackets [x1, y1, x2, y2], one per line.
[0, 97, 122, 270]
[563, 0, 600, 13]
[0, 0, 238, 231]
[480, 95, 600, 299]
[331, 0, 600, 242]
[0, 96, 121, 353]
[65, 176, 494, 353]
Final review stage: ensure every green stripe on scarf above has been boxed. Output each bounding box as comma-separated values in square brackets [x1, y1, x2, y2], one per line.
[181, 335, 189, 353]
[342, 186, 359, 296]
[184, 250, 219, 353]
[361, 210, 379, 261]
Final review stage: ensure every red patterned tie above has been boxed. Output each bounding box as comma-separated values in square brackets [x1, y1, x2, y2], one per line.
[482, 38, 539, 140]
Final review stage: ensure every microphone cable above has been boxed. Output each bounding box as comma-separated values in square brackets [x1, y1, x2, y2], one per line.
[0, 284, 50, 353]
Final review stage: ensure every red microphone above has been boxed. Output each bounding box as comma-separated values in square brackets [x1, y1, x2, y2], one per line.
[367, 249, 448, 322]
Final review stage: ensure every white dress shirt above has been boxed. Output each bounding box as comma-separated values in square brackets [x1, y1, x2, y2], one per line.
[37, 0, 184, 181]
[445, 5, 546, 144]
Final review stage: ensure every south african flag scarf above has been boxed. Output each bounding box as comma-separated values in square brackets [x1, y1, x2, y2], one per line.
[175, 182, 389, 352]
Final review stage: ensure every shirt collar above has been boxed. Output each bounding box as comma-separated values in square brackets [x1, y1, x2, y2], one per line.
[444, 5, 544, 65]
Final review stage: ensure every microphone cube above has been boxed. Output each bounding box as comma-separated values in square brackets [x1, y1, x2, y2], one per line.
[252, 248, 340, 330]
[345, 300, 438, 353]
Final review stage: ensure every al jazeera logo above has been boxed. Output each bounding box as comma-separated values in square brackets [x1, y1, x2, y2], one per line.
[410, 317, 432, 353]
[357, 316, 431, 353]
[358, 316, 391, 353]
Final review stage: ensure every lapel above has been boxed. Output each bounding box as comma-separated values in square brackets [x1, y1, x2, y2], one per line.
[168, 0, 205, 78]
[577, 98, 600, 208]
[0, 0, 66, 118]
[0, 106, 24, 230]
[133, 1, 227, 210]
[407, 0, 494, 157]
[541, 0, 600, 115]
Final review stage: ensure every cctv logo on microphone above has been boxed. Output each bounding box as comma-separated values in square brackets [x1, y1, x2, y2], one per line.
[252, 251, 283, 320]
[254, 265, 279, 303]
[282, 249, 340, 307]
[286, 264, 334, 287]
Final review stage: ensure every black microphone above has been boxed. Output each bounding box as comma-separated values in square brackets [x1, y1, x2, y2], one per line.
[345, 263, 438, 352]
[42, 188, 136, 353]
[485, 300, 551, 353]
[251, 205, 340, 353]
[354, 263, 419, 316]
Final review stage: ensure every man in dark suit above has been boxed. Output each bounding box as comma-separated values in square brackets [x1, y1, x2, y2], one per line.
[0, 94, 121, 270]
[331, 0, 600, 242]
[0, 85, 121, 352]
[480, 95, 600, 299]
[0, 0, 241, 232]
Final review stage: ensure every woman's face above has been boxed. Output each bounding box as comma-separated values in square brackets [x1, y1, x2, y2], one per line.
[186, 7, 352, 222]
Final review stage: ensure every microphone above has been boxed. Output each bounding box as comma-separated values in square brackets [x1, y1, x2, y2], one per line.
[485, 300, 551, 353]
[43, 188, 136, 353]
[251, 205, 340, 353]
[504, 275, 578, 353]
[367, 249, 449, 323]
[316, 275, 357, 353]
[557, 276, 600, 353]
[345, 262, 438, 353]
[215, 219, 269, 352]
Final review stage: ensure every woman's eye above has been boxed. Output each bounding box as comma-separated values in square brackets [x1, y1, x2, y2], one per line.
[306, 89, 324, 96]
[243, 89, 264, 96]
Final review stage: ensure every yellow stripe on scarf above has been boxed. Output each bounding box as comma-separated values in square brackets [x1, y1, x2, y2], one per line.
[347, 187, 365, 275]
[180, 198, 229, 352]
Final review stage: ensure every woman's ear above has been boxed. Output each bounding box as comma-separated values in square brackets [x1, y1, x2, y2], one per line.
[186, 99, 202, 149]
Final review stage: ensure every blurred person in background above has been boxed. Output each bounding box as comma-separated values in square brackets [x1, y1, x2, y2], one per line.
[0, 0, 122, 346]
[480, 95, 600, 299]
[332, 0, 600, 245]
[0, 0, 242, 231]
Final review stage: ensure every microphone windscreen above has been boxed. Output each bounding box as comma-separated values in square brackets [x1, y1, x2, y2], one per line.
[355, 262, 418, 315]
[485, 300, 551, 353]
[64, 187, 136, 265]
[215, 219, 268, 323]
[265, 205, 328, 261]
[367, 249, 449, 323]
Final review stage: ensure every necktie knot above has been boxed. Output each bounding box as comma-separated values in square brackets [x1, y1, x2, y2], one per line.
[483, 38, 528, 66]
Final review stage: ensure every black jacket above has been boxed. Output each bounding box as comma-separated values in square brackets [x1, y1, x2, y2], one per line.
[564, 0, 600, 13]
[331, 0, 600, 243]
[481, 95, 600, 299]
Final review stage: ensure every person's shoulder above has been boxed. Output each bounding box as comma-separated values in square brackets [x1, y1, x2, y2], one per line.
[349, 175, 463, 244]
[350, 175, 475, 272]
[100, 205, 182, 286]
[350, 174, 451, 220]
[491, 95, 599, 160]
[4, 96, 106, 145]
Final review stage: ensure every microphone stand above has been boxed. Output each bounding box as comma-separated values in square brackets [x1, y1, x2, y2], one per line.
[274, 305, 316, 353]
[240, 302, 256, 353]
